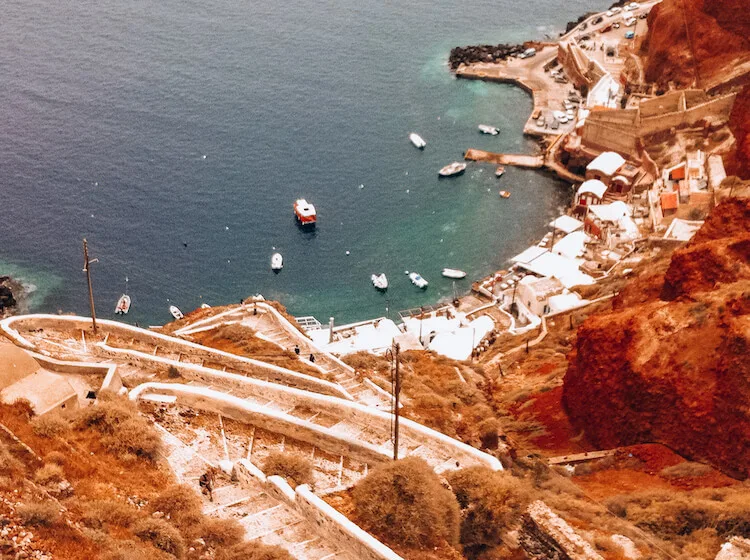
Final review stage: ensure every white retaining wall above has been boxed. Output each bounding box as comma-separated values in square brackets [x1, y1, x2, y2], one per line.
[233, 460, 403, 560]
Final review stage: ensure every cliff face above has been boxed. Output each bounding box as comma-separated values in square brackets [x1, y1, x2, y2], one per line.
[644, 0, 750, 88]
[563, 198, 750, 479]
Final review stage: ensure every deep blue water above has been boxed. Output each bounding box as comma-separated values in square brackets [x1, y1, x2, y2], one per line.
[0, 0, 607, 325]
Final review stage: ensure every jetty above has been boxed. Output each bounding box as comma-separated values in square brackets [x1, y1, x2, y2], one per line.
[464, 149, 543, 168]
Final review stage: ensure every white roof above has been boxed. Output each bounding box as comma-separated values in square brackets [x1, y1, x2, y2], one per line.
[577, 179, 607, 199]
[611, 175, 630, 184]
[552, 231, 590, 259]
[587, 74, 621, 109]
[512, 247, 594, 289]
[587, 152, 626, 176]
[663, 218, 704, 241]
[427, 315, 494, 362]
[309, 318, 402, 355]
[549, 215, 583, 234]
[588, 201, 630, 223]
[548, 293, 588, 314]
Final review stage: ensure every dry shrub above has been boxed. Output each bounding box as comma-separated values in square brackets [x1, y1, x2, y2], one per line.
[45, 451, 67, 465]
[447, 467, 534, 554]
[660, 462, 713, 479]
[352, 457, 460, 549]
[72, 395, 161, 461]
[81, 499, 138, 530]
[31, 413, 70, 438]
[262, 452, 314, 487]
[133, 517, 185, 558]
[34, 463, 65, 485]
[607, 489, 750, 540]
[409, 392, 455, 435]
[18, 501, 61, 527]
[216, 541, 294, 560]
[148, 484, 203, 524]
[0, 441, 23, 476]
[195, 516, 245, 547]
[477, 418, 500, 450]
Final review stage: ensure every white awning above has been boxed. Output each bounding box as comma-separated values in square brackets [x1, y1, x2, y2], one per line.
[549, 215, 584, 234]
[552, 231, 590, 259]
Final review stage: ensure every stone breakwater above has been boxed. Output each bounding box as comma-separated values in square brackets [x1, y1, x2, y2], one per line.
[448, 44, 526, 70]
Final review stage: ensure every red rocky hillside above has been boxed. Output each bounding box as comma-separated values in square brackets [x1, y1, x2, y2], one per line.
[562, 197, 750, 479]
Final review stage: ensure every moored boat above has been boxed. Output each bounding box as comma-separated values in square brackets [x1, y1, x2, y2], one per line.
[200, 303, 211, 309]
[409, 133, 426, 149]
[478, 124, 499, 135]
[495, 165, 506, 177]
[409, 272, 429, 289]
[442, 268, 467, 279]
[371, 273, 388, 290]
[294, 199, 317, 226]
[115, 294, 131, 315]
[169, 305, 184, 320]
[438, 162, 467, 177]
[271, 252, 283, 271]
[499, 190, 511, 198]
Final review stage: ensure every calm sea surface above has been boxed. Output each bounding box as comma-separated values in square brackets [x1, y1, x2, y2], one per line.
[0, 0, 607, 325]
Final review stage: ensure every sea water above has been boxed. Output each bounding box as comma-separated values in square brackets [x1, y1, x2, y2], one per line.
[0, 0, 607, 325]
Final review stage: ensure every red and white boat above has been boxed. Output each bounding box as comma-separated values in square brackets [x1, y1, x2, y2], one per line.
[294, 199, 317, 226]
[115, 295, 131, 315]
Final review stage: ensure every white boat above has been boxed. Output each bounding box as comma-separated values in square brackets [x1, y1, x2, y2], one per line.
[478, 124, 499, 135]
[495, 165, 506, 177]
[438, 162, 467, 177]
[294, 199, 317, 226]
[409, 272, 429, 289]
[371, 273, 388, 290]
[442, 268, 467, 279]
[200, 303, 211, 309]
[271, 252, 283, 271]
[169, 305, 184, 320]
[115, 294, 131, 315]
[409, 133, 426, 149]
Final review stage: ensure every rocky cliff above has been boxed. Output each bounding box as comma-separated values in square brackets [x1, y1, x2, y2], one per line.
[562, 197, 750, 479]
[643, 0, 750, 89]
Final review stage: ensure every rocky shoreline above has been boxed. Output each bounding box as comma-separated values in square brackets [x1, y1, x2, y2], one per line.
[0, 276, 25, 318]
[448, 43, 528, 70]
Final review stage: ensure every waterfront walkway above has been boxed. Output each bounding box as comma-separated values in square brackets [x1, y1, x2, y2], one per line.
[464, 149, 544, 168]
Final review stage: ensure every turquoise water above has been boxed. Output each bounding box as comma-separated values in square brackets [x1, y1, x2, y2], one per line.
[0, 0, 606, 325]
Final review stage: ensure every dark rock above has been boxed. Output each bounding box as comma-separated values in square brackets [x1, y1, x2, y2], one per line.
[448, 43, 525, 70]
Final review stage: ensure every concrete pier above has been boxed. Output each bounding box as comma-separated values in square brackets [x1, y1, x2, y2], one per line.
[464, 149, 544, 168]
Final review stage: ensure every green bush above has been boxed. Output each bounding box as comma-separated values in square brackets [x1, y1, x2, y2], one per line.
[447, 467, 533, 553]
[262, 452, 314, 487]
[352, 457, 460, 549]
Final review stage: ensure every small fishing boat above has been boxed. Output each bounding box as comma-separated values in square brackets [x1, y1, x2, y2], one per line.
[271, 252, 283, 271]
[169, 305, 184, 320]
[479, 124, 499, 135]
[495, 165, 506, 177]
[438, 162, 467, 177]
[409, 133, 426, 149]
[115, 277, 131, 315]
[371, 273, 388, 290]
[294, 199, 317, 226]
[499, 190, 511, 198]
[115, 295, 131, 315]
[200, 303, 211, 309]
[409, 272, 429, 289]
[442, 268, 467, 279]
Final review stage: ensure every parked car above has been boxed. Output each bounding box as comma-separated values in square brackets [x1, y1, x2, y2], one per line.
[610, 7, 622, 14]
[625, 30, 635, 39]
[536, 116, 546, 127]
[566, 109, 575, 119]
[555, 76, 569, 84]
[639, 12, 648, 19]
[550, 119, 560, 130]
[600, 24, 613, 33]
[519, 48, 537, 59]
[593, 16, 604, 24]
[613, 22, 621, 29]
[606, 10, 615, 17]
[624, 16, 637, 26]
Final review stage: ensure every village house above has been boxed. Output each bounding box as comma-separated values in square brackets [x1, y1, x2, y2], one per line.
[575, 179, 607, 208]
[585, 151, 626, 185]
[0, 343, 78, 416]
[516, 275, 566, 316]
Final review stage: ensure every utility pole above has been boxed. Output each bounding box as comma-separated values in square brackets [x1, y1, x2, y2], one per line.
[82, 239, 99, 335]
[389, 342, 401, 461]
